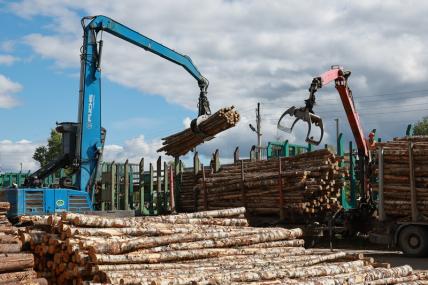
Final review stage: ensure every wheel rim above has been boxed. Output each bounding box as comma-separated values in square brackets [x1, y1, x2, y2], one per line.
[408, 234, 421, 249]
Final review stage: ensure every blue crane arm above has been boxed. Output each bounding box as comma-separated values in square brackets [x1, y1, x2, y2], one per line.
[85, 15, 208, 85]
[76, 15, 209, 193]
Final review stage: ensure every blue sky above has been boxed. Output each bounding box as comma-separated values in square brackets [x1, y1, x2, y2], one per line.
[1, 1, 428, 172]
[0, 8, 193, 144]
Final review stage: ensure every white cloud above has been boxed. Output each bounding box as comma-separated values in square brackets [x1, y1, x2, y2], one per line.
[0, 74, 22, 108]
[23, 34, 80, 68]
[7, 0, 428, 157]
[182, 117, 191, 129]
[0, 140, 40, 172]
[103, 135, 164, 166]
[0, 55, 18, 65]
[0, 41, 15, 52]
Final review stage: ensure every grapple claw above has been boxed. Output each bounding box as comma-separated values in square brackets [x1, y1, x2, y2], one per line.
[277, 106, 324, 146]
[277, 106, 299, 133]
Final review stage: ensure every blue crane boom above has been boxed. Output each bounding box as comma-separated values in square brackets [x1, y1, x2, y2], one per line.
[2, 15, 211, 216]
[77, 15, 210, 194]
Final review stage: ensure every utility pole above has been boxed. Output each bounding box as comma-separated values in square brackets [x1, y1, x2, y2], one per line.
[249, 102, 262, 160]
[334, 118, 339, 144]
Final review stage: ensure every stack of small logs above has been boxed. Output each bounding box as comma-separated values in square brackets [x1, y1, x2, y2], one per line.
[158, 106, 240, 157]
[182, 149, 346, 223]
[179, 170, 208, 212]
[19, 207, 428, 284]
[0, 202, 46, 285]
[374, 136, 428, 218]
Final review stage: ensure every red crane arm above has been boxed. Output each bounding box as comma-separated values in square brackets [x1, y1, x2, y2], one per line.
[334, 76, 368, 157]
[317, 67, 368, 157]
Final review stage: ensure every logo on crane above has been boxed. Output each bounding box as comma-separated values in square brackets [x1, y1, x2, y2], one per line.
[87, 94, 95, 129]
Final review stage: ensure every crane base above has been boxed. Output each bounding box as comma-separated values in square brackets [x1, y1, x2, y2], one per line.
[0, 188, 93, 217]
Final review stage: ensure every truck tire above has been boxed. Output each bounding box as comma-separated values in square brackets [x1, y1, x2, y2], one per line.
[398, 226, 428, 257]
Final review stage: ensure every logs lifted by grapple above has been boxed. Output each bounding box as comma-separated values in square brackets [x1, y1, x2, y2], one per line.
[158, 106, 240, 157]
[374, 136, 428, 218]
[180, 149, 346, 224]
[0, 202, 47, 285]
[20, 207, 428, 285]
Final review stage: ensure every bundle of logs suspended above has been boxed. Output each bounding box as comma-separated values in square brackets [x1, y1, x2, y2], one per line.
[181, 149, 347, 224]
[374, 136, 428, 218]
[0, 202, 47, 285]
[158, 106, 240, 157]
[19, 207, 428, 284]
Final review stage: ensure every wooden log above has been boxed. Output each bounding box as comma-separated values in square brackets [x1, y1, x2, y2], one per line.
[0, 253, 34, 273]
[90, 246, 310, 264]
[0, 271, 37, 283]
[87, 228, 303, 254]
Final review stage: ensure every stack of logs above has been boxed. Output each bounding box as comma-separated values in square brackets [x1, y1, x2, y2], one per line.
[19, 207, 428, 284]
[158, 106, 240, 157]
[374, 136, 428, 218]
[181, 149, 347, 224]
[0, 202, 46, 285]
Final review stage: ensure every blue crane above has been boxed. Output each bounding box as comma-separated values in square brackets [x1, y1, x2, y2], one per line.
[2, 15, 211, 216]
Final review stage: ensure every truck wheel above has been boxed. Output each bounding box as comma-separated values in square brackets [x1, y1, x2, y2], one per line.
[398, 226, 428, 257]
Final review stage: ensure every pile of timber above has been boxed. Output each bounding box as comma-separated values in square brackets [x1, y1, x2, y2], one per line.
[374, 136, 428, 218]
[179, 170, 208, 212]
[0, 202, 46, 285]
[181, 149, 346, 223]
[21, 207, 428, 284]
[158, 106, 240, 157]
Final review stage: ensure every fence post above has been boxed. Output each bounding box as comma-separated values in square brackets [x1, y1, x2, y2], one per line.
[139, 158, 147, 215]
[149, 162, 155, 215]
[169, 166, 175, 213]
[174, 156, 181, 212]
[250, 145, 257, 161]
[163, 161, 169, 212]
[193, 152, 200, 175]
[110, 161, 116, 210]
[156, 156, 162, 214]
[124, 159, 130, 210]
[284, 140, 289, 157]
[234, 147, 240, 163]
[213, 149, 220, 173]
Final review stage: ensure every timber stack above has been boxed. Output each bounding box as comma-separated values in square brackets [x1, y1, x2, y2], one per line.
[374, 135, 428, 218]
[182, 149, 346, 224]
[158, 106, 240, 157]
[19, 207, 428, 284]
[0, 202, 46, 285]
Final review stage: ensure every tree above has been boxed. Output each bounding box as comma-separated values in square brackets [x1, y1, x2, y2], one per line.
[33, 129, 62, 167]
[414, 117, 428, 136]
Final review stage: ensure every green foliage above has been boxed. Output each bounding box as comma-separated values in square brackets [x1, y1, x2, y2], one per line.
[414, 117, 428, 135]
[33, 146, 48, 167]
[33, 129, 62, 167]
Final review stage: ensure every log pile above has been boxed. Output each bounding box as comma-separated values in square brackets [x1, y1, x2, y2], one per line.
[181, 149, 347, 224]
[158, 106, 240, 157]
[0, 202, 46, 285]
[373, 136, 428, 218]
[21, 208, 428, 285]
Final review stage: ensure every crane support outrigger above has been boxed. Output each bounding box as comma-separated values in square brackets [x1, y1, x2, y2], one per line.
[3, 15, 212, 216]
